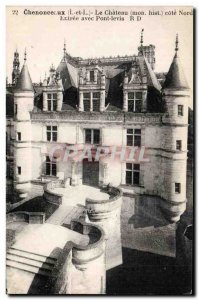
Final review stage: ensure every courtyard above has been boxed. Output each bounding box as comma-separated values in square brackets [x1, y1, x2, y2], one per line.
[7, 163, 193, 295]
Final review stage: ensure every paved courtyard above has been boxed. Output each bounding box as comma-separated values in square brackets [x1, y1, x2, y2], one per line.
[54, 184, 109, 205]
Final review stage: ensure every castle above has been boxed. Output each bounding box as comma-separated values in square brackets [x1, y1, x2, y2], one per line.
[6, 30, 191, 294]
[6, 31, 190, 223]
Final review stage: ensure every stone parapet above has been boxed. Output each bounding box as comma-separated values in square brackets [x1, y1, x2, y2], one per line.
[52, 220, 106, 295]
[85, 184, 123, 270]
[86, 185, 122, 222]
[7, 211, 45, 224]
[43, 180, 64, 205]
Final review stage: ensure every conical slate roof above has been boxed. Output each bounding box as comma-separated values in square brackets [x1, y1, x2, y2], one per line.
[163, 54, 189, 90]
[15, 63, 34, 92]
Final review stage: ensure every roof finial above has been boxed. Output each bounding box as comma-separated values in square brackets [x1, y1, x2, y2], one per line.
[140, 29, 144, 47]
[63, 39, 66, 56]
[175, 33, 179, 57]
[24, 48, 27, 63]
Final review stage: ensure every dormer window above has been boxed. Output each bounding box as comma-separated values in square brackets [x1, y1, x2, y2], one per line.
[82, 92, 100, 112]
[128, 92, 142, 112]
[93, 92, 100, 111]
[83, 93, 90, 111]
[90, 70, 94, 82]
[47, 93, 57, 111]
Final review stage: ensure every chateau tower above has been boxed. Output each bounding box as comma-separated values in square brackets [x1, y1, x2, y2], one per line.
[13, 50, 34, 199]
[12, 48, 20, 85]
[161, 35, 190, 222]
[138, 29, 155, 70]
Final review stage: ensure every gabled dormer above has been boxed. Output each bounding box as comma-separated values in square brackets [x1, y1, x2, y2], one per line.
[42, 65, 63, 112]
[78, 62, 106, 112]
[123, 57, 147, 113]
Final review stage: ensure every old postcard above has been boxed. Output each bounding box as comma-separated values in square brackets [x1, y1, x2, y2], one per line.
[6, 6, 194, 295]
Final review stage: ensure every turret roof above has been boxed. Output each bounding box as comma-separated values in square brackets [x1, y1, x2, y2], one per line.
[163, 54, 189, 90]
[15, 51, 34, 92]
[163, 35, 189, 90]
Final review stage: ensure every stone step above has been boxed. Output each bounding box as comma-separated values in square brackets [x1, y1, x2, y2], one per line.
[6, 254, 55, 270]
[8, 247, 57, 265]
[6, 259, 53, 277]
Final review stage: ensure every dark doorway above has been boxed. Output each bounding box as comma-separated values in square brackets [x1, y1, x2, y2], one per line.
[83, 159, 99, 187]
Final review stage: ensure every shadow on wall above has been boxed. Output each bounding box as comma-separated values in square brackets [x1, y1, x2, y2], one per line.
[128, 196, 169, 229]
[106, 247, 192, 295]
[27, 247, 62, 295]
[6, 229, 16, 250]
[11, 196, 58, 221]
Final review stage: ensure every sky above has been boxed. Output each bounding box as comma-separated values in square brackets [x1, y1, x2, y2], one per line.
[6, 6, 193, 100]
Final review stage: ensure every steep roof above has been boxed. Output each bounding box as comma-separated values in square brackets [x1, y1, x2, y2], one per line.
[143, 56, 161, 91]
[15, 63, 34, 92]
[56, 58, 78, 90]
[163, 54, 189, 90]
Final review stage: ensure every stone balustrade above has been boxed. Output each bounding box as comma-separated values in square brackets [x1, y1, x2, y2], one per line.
[70, 220, 105, 268]
[31, 111, 164, 125]
[43, 180, 64, 205]
[51, 220, 106, 294]
[86, 185, 123, 221]
[85, 184, 123, 270]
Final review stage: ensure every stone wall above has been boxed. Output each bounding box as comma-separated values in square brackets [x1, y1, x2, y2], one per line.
[43, 180, 64, 205]
[85, 185, 123, 270]
[51, 220, 106, 294]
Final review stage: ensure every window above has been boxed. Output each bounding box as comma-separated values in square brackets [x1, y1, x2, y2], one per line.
[46, 126, 57, 142]
[93, 92, 100, 112]
[17, 132, 21, 141]
[128, 92, 142, 112]
[85, 129, 100, 145]
[83, 92, 101, 112]
[178, 105, 184, 116]
[17, 166, 21, 175]
[83, 93, 90, 112]
[47, 93, 57, 111]
[90, 71, 94, 82]
[46, 156, 57, 176]
[127, 129, 141, 147]
[126, 163, 140, 185]
[176, 140, 182, 151]
[175, 183, 181, 194]
[15, 104, 17, 115]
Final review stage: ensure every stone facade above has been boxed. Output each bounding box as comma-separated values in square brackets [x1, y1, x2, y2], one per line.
[6, 34, 190, 223]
